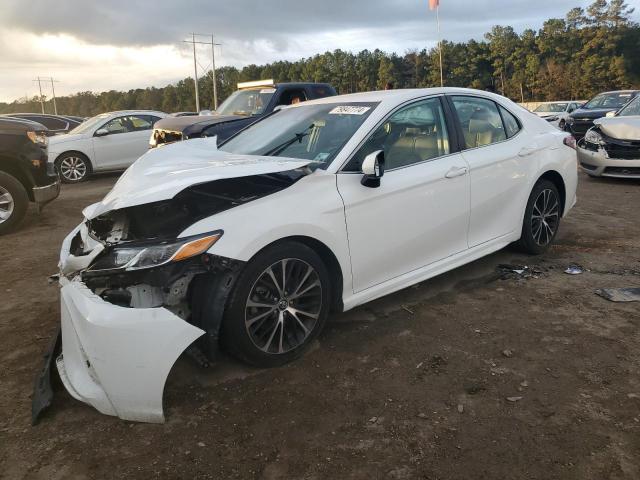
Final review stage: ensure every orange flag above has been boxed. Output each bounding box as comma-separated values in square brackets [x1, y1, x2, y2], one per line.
[429, 0, 439, 10]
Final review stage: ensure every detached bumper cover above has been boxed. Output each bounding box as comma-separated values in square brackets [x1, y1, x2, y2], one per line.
[33, 180, 60, 205]
[577, 144, 640, 178]
[57, 278, 204, 422]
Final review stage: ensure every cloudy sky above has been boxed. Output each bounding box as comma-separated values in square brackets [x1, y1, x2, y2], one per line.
[1, 0, 635, 102]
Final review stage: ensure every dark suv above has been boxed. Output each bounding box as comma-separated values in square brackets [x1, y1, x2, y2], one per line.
[0, 118, 60, 234]
[565, 90, 639, 138]
[150, 81, 336, 148]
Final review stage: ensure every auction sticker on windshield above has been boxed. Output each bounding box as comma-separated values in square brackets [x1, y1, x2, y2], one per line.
[329, 106, 371, 115]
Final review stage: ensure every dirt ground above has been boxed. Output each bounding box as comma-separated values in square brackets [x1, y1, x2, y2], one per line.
[1, 171, 639, 480]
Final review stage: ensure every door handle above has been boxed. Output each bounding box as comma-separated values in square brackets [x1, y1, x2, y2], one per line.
[444, 166, 468, 179]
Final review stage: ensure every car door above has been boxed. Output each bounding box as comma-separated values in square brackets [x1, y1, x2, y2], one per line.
[448, 95, 529, 247]
[92, 115, 156, 170]
[337, 96, 470, 293]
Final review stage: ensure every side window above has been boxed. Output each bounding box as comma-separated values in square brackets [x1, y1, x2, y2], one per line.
[277, 89, 307, 106]
[102, 116, 133, 134]
[347, 97, 450, 171]
[130, 115, 153, 131]
[451, 96, 506, 149]
[499, 106, 521, 138]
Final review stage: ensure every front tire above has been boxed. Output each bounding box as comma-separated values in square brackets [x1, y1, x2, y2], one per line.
[56, 152, 91, 183]
[517, 179, 561, 254]
[0, 172, 29, 235]
[221, 241, 331, 367]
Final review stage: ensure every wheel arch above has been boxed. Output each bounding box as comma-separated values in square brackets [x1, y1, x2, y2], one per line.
[537, 170, 566, 215]
[250, 235, 345, 313]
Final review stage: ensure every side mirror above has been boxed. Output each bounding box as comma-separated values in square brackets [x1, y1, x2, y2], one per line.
[605, 111, 616, 118]
[361, 150, 385, 188]
[95, 128, 109, 137]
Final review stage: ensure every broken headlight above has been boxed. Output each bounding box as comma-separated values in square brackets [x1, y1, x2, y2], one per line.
[584, 129, 604, 146]
[89, 232, 222, 272]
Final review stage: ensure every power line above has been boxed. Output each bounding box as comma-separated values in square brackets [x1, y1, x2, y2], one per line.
[32, 76, 60, 114]
[182, 33, 223, 111]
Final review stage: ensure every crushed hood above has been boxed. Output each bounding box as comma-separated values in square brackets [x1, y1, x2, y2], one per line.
[84, 137, 313, 219]
[594, 116, 640, 141]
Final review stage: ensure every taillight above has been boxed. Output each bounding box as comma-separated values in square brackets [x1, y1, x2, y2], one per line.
[563, 135, 576, 149]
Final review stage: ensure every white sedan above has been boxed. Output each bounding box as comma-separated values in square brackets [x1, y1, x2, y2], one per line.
[47, 110, 167, 183]
[40, 88, 577, 423]
[531, 101, 582, 129]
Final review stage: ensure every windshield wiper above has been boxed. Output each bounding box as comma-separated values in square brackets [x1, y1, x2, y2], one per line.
[263, 124, 314, 156]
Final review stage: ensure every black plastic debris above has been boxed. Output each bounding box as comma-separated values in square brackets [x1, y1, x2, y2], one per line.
[497, 264, 545, 280]
[595, 288, 640, 302]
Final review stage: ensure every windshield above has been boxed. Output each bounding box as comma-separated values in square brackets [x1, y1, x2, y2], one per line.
[616, 95, 640, 117]
[534, 103, 567, 113]
[220, 102, 378, 166]
[583, 92, 635, 110]
[216, 88, 275, 116]
[68, 113, 111, 134]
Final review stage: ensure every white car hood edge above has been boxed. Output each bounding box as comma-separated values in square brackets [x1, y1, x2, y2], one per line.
[594, 117, 640, 141]
[85, 138, 314, 219]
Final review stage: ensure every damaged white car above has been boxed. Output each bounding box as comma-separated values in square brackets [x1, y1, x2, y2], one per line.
[33, 88, 578, 423]
[578, 94, 640, 178]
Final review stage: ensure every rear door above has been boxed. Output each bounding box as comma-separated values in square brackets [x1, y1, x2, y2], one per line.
[337, 96, 470, 292]
[448, 95, 530, 247]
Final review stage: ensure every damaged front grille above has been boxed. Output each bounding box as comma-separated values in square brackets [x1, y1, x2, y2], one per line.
[604, 141, 640, 160]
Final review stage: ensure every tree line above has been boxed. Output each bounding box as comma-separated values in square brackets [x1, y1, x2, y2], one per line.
[1, 0, 638, 117]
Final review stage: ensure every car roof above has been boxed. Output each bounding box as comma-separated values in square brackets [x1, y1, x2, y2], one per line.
[595, 90, 640, 95]
[294, 87, 515, 109]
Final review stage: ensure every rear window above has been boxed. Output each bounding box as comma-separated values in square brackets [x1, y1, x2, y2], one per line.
[310, 86, 335, 99]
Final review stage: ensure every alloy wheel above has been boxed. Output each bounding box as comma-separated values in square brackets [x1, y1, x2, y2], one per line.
[59, 156, 87, 182]
[0, 187, 14, 224]
[531, 188, 560, 246]
[245, 258, 322, 354]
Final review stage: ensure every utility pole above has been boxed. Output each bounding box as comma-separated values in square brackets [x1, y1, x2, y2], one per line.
[33, 76, 60, 114]
[192, 33, 200, 112]
[50, 77, 58, 114]
[184, 33, 222, 112]
[211, 35, 222, 110]
[35, 77, 45, 113]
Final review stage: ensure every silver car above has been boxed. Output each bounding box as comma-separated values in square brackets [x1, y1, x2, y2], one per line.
[577, 95, 640, 179]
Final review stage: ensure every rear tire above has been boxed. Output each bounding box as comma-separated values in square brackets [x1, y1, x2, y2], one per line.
[56, 152, 91, 183]
[517, 179, 561, 255]
[0, 172, 29, 235]
[221, 241, 332, 367]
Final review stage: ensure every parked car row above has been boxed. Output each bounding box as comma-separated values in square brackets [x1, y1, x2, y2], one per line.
[527, 89, 640, 179]
[33, 86, 579, 424]
[576, 94, 640, 179]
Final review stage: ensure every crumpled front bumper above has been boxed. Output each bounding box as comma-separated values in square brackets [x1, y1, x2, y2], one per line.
[577, 144, 640, 178]
[56, 277, 204, 422]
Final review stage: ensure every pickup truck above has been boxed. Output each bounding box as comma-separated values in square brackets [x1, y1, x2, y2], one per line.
[0, 117, 60, 234]
[149, 80, 336, 148]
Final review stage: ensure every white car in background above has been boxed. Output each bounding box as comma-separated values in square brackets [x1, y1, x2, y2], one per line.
[38, 88, 577, 423]
[531, 101, 582, 130]
[48, 110, 167, 183]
